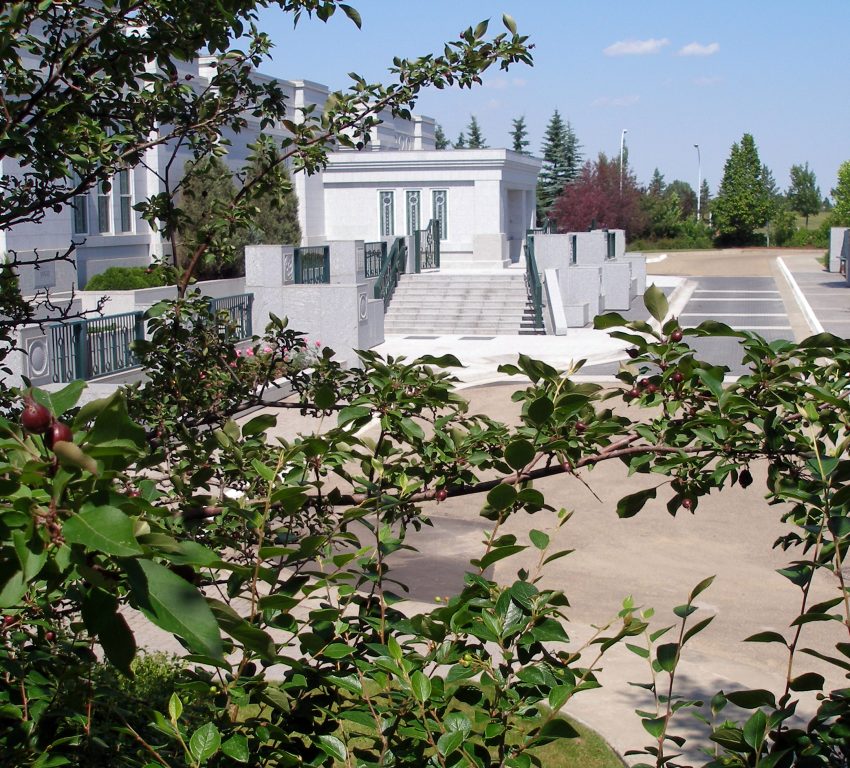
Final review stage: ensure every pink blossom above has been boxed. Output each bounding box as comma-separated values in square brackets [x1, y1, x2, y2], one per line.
[236, 349, 242, 357]
[246, 348, 254, 356]
[315, 340, 321, 347]
[230, 362, 237, 368]
[263, 346, 272, 354]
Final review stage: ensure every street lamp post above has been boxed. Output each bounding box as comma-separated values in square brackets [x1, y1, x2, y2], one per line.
[619, 129, 628, 194]
[694, 143, 701, 221]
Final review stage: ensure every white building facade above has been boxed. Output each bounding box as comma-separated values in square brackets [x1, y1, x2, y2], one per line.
[4, 64, 540, 292]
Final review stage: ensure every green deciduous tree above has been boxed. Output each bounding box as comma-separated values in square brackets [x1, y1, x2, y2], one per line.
[711, 133, 772, 246]
[510, 115, 530, 154]
[537, 109, 582, 217]
[787, 162, 821, 227]
[829, 160, 850, 226]
[465, 114, 487, 148]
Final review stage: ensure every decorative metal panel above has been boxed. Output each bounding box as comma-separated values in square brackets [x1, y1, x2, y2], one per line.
[405, 190, 420, 235]
[379, 191, 394, 237]
[431, 189, 447, 240]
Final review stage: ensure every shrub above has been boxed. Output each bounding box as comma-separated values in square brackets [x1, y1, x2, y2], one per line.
[788, 225, 830, 248]
[84, 266, 170, 291]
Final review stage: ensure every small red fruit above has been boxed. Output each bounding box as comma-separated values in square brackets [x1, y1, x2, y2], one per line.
[435, 489, 448, 502]
[681, 498, 693, 510]
[45, 631, 56, 642]
[669, 329, 684, 343]
[671, 371, 684, 384]
[739, 468, 753, 489]
[626, 348, 640, 359]
[575, 421, 587, 434]
[638, 378, 650, 389]
[3, 615, 15, 627]
[646, 384, 658, 395]
[44, 421, 73, 449]
[627, 388, 640, 401]
[21, 396, 52, 434]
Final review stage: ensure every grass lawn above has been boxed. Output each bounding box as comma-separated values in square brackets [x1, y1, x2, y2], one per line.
[794, 210, 830, 230]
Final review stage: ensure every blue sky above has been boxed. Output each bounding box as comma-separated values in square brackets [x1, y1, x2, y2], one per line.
[257, 1, 850, 198]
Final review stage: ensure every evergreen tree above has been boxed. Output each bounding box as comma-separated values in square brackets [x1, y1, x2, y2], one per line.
[454, 132, 467, 149]
[238, 160, 301, 250]
[434, 124, 450, 150]
[699, 178, 711, 222]
[666, 180, 697, 220]
[509, 115, 530, 154]
[711, 133, 771, 246]
[537, 109, 582, 216]
[465, 115, 487, 148]
[787, 162, 821, 227]
[176, 157, 239, 279]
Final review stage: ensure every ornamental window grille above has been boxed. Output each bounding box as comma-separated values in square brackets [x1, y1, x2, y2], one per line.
[432, 189, 447, 240]
[379, 191, 394, 237]
[406, 190, 420, 235]
[97, 179, 111, 233]
[118, 169, 133, 233]
[71, 174, 88, 235]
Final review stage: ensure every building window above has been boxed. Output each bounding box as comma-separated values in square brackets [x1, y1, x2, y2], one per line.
[97, 179, 111, 233]
[118, 169, 133, 233]
[405, 190, 420, 235]
[379, 191, 394, 237]
[71, 175, 88, 235]
[432, 189, 447, 240]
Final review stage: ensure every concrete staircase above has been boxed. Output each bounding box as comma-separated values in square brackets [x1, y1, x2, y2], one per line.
[384, 271, 544, 335]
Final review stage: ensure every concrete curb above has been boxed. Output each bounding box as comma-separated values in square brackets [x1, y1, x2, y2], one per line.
[776, 257, 824, 334]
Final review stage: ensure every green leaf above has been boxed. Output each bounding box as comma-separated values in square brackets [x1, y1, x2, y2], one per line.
[399, 417, 424, 441]
[338, 405, 372, 427]
[688, 575, 715, 601]
[502, 13, 517, 33]
[416, 353, 462, 368]
[312, 384, 336, 411]
[642, 716, 667, 738]
[505, 439, 535, 470]
[487, 483, 517, 510]
[123, 559, 223, 660]
[411, 670, 431, 702]
[593, 312, 627, 330]
[643, 284, 669, 322]
[322, 643, 354, 659]
[538, 718, 579, 739]
[241, 413, 276, 436]
[437, 730, 464, 757]
[742, 709, 767, 751]
[724, 689, 776, 709]
[788, 672, 825, 692]
[529, 529, 549, 550]
[168, 693, 183, 721]
[476, 544, 526, 570]
[189, 722, 221, 763]
[527, 396, 554, 425]
[31, 381, 86, 417]
[316, 734, 347, 762]
[340, 4, 362, 28]
[744, 631, 788, 646]
[63, 506, 143, 556]
[616, 488, 656, 518]
[85, 393, 146, 451]
[221, 734, 250, 763]
[656, 642, 679, 672]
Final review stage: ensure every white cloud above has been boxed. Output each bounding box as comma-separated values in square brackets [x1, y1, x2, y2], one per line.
[592, 94, 640, 108]
[511, 77, 527, 88]
[678, 42, 720, 56]
[693, 76, 721, 86]
[603, 38, 669, 56]
[484, 76, 527, 90]
[486, 98, 502, 110]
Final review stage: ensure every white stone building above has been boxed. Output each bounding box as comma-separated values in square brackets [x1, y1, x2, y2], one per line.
[3, 64, 541, 292]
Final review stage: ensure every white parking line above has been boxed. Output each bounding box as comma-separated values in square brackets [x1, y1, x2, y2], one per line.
[688, 297, 783, 302]
[693, 289, 779, 294]
[681, 313, 787, 317]
[776, 257, 824, 334]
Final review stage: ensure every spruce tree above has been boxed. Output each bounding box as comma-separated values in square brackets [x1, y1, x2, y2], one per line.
[699, 179, 711, 222]
[510, 115, 529, 154]
[454, 132, 466, 149]
[465, 115, 487, 148]
[537, 109, 582, 217]
[434, 124, 450, 150]
[712, 133, 771, 245]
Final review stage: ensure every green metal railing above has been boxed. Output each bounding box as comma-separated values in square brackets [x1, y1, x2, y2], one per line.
[606, 230, 616, 260]
[529, 218, 557, 236]
[208, 293, 253, 340]
[49, 310, 145, 382]
[413, 219, 440, 272]
[524, 233, 544, 331]
[364, 241, 387, 279]
[293, 245, 330, 284]
[373, 236, 407, 311]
